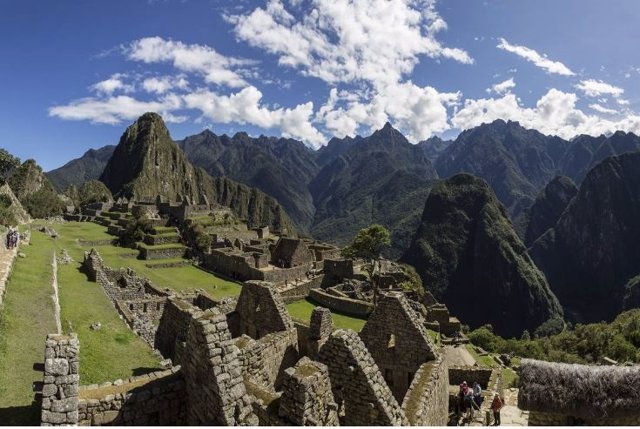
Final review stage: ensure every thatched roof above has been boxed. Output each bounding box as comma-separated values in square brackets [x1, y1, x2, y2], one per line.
[518, 359, 640, 419]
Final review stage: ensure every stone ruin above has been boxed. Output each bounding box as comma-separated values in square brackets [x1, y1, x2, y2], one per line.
[39, 250, 452, 426]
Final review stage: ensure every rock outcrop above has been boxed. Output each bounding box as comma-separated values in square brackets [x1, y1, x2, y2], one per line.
[402, 173, 563, 337]
[530, 152, 640, 322]
[0, 183, 30, 224]
[7, 159, 63, 218]
[100, 113, 294, 233]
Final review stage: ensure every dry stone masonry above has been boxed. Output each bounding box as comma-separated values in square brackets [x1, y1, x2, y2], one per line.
[41, 334, 80, 426]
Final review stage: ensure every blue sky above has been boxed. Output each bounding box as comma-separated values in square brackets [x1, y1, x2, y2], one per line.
[1, 0, 640, 170]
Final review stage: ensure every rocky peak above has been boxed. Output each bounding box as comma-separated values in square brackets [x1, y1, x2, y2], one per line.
[402, 173, 563, 337]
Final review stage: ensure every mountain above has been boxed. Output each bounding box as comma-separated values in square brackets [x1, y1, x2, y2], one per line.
[524, 176, 578, 246]
[177, 130, 319, 231]
[561, 132, 640, 184]
[401, 173, 563, 337]
[435, 120, 567, 218]
[530, 152, 640, 323]
[309, 122, 439, 257]
[100, 113, 295, 233]
[7, 159, 64, 218]
[417, 136, 452, 163]
[46, 145, 115, 191]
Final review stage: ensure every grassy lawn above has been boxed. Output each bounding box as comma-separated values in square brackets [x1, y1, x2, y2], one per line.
[465, 343, 497, 367]
[286, 298, 367, 332]
[52, 222, 242, 299]
[0, 231, 57, 425]
[502, 367, 519, 389]
[57, 262, 162, 384]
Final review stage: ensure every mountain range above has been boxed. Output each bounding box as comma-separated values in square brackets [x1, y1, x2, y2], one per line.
[44, 115, 640, 333]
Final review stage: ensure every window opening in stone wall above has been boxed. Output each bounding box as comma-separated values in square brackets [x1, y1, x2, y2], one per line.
[385, 368, 394, 387]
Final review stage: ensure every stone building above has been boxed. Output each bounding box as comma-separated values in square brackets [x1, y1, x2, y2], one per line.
[359, 292, 439, 401]
[46, 251, 451, 426]
[270, 237, 314, 268]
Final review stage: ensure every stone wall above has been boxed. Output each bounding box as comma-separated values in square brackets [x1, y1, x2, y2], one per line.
[318, 329, 408, 426]
[138, 245, 185, 260]
[308, 288, 373, 317]
[235, 280, 293, 339]
[41, 334, 80, 426]
[114, 297, 167, 346]
[448, 366, 494, 389]
[359, 293, 438, 401]
[78, 369, 186, 425]
[323, 259, 354, 280]
[278, 357, 339, 426]
[155, 297, 204, 365]
[235, 328, 299, 390]
[0, 236, 17, 306]
[278, 275, 323, 303]
[182, 308, 257, 425]
[401, 356, 449, 426]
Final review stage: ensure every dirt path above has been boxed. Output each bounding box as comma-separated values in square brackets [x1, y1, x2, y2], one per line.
[445, 344, 477, 367]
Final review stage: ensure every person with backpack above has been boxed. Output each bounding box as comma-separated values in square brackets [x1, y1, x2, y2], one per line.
[490, 393, 504, 426]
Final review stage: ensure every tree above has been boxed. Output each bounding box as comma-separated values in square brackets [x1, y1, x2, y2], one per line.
[0, 149, 20, 180]
[341, 224, 391, 306]
[341, 224, 391, 259]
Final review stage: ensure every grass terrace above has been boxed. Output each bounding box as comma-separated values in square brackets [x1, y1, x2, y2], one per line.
[286, 298, 367, 332]
[54, 222, 242, 299]
[0, 230, 57, 425]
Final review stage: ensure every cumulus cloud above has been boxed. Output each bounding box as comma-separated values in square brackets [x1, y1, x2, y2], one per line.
[575, 79, 624, 98]
[184, 86, 325, 146]
[316, 82, 459, 141]
[126, 36, 253, 88]
[49, 94, 186, 124]
[487, 77, 515, 95]
[589, 103, 617, 114]
[228, 0, 473, 89]
[91, 74, 134, 95]
[142, 75, 189, 94]
[452, 88, 640, 138]
[497, 38, 574, 76]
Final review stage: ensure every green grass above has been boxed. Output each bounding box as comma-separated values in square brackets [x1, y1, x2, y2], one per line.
[53, 222, 241, 299]
[57, 263, 161, 384]
[465, 344, 497, 367]
[151, 226, 177, 234]
[502, 367, 519, 388]
[427, 329, 440, 346]
[0, 230, 57, 425]
[286, 298, 367, 332]
[137, 242, 185, 250]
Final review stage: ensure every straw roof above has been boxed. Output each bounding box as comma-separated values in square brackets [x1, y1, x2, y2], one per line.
[518, 359, 640, 419]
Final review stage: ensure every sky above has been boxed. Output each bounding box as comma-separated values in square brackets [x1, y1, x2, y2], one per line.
[2, 0, 640, 170]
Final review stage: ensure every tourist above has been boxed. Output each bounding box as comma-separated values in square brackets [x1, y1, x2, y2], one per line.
[465, 386, 476, 420]
[490, 393, 503, 426]
[457, 382, 467, 416]
[473, 381, 483, 408]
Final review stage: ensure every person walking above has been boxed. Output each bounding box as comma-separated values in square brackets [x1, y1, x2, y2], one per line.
[490, 393, 503, 426]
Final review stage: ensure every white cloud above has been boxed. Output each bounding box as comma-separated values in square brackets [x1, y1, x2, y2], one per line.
[497, 38, 574, 76]
[575, 79, 624, 98]
[487, 77, 515, 95]
[91, 74, 134, 95]
[142, 75, 189, 94]
[183, 86, 325, 146]
[228, 0, 473, 89]
[452, 88, 640, 138]
[126, 37, 252, 88]
[316, 82, 459, 141]
[617, 98, 630, 106]
[589, 103, 617, 114]
[49, 94, 186, 125]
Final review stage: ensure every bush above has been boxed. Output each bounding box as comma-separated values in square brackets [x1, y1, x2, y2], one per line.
[119, 217, 153, 247]
[0, 194, 17, 226]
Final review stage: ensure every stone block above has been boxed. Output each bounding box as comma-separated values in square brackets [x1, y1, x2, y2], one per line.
[45, 358, 69, 376]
